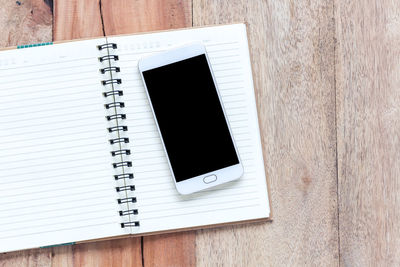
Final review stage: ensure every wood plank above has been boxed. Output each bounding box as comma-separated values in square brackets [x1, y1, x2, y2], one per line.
[142, 232, 196, 267]
[52, 0, 144, 266]
[0, 0, 142, 266]
[100, 1, 195, 266]
[101, 0, 192, 35]
[193, 1, 338, 265]
[335, 1, 400, 265]
[0, 0, 52, 47]
[0, 248, 53, 267]
[72, 239, 142, 267]
[53, 0, 103, 41]
[0, 0, 52, 265]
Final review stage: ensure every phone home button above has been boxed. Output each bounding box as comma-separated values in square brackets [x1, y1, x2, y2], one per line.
[203, 175, 217, 184]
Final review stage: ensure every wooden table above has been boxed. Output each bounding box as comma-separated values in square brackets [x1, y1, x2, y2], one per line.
[1, 0, 399, 266]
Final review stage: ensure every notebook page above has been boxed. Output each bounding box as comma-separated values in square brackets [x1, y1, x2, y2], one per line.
[108, 24, 270, 233]
[0, 39, 127, 252]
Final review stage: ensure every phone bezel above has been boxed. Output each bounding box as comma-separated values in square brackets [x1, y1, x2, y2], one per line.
[138, 42, 243, 195]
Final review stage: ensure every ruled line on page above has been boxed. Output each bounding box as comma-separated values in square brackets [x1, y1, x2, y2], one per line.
[0, 76, 101, 91]
[139, 201, 258, 221]
[0, 128, 107, 144]
[0, 111, 103, 130]
[0, 169, 111, 190]
[140, 188, 258, 208]
[0, 206, 119, 231]
[131, 147, 254, 163]
[137, 186, 257, 205]
[0, 60, 96, 78]
[120, 89, 245, 101]
[0, 193, 112, 214]
[1, 69, 97, 86]
[0, 180, 112, 199]
[0, 146, 108, 164]
[0, 220, 119, 240]
[0, 202, 117, 226]
[116, 43, 239, 58]
[140, 195, 259, 216]
[0, 138, 104, 153]
[0, 166, 110, 185]
[0, 185, 113, 206]
[120, 66, 242, 79]
[0, 95, 101, 113]
[136, 168, 257, 186]
[0, 84, 100, 102]
[0, 121, 105, 138]
[205, 41, 239, 47]
[134, 169, 256, 190]
[0, 81, 96, 98]
[1, 115, 105, 132]
[0, 153, 111, 172]
[0, 56, 95, 71]
[0, 91, 104, 108]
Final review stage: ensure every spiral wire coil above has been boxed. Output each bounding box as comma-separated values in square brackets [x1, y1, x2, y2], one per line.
[99, 42, 139, 228]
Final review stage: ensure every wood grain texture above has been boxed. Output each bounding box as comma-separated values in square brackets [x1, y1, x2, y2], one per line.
[0, 248, 52, 267]
[53, 0, 103, 41]
[142, 232, 195, 267]
[335, 0, 400, 266]
[53, 0, 144, 266]
[100, 1, 197, 266]
[0, 0, 52, 47]
[0, 0, 52, 265]
[4, 0, 400, 266]
[101, 0, 192, 35]
[194, 1, 338, 266]
[72, 239, 142, 267]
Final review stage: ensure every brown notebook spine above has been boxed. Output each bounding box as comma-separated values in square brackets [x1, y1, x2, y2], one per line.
[98, 42, 139, 228]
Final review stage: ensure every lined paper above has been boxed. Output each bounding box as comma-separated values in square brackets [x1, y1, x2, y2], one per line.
[0, 24, 269, 253]
[0, 38, 125, 252]
[108, 24, 270, 234]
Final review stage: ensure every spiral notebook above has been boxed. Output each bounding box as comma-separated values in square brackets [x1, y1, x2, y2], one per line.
[0, 23, 270, 253]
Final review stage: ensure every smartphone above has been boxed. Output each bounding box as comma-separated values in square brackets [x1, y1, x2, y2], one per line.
[138, 43, 243, 195]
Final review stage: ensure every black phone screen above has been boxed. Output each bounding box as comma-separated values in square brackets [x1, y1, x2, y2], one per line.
[142, 54, 239, 182]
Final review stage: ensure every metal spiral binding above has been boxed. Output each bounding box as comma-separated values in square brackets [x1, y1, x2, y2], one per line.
[109, 137, 129, 145]
[106, 114, 126, 121]
[100, 66, 120, 74]
[97, 43, 117, 50]
[121, 221, 140, 228]
[103, 90, 123, 97]
[118, 197, 137, 203]
[99, 54, 119, 62]
[99, 42, 139, 228]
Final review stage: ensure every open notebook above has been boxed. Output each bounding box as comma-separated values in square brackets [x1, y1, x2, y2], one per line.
[0, 24, 270, 253]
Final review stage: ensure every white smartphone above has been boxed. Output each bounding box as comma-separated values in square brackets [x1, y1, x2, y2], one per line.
[138, 42, 243, 195]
